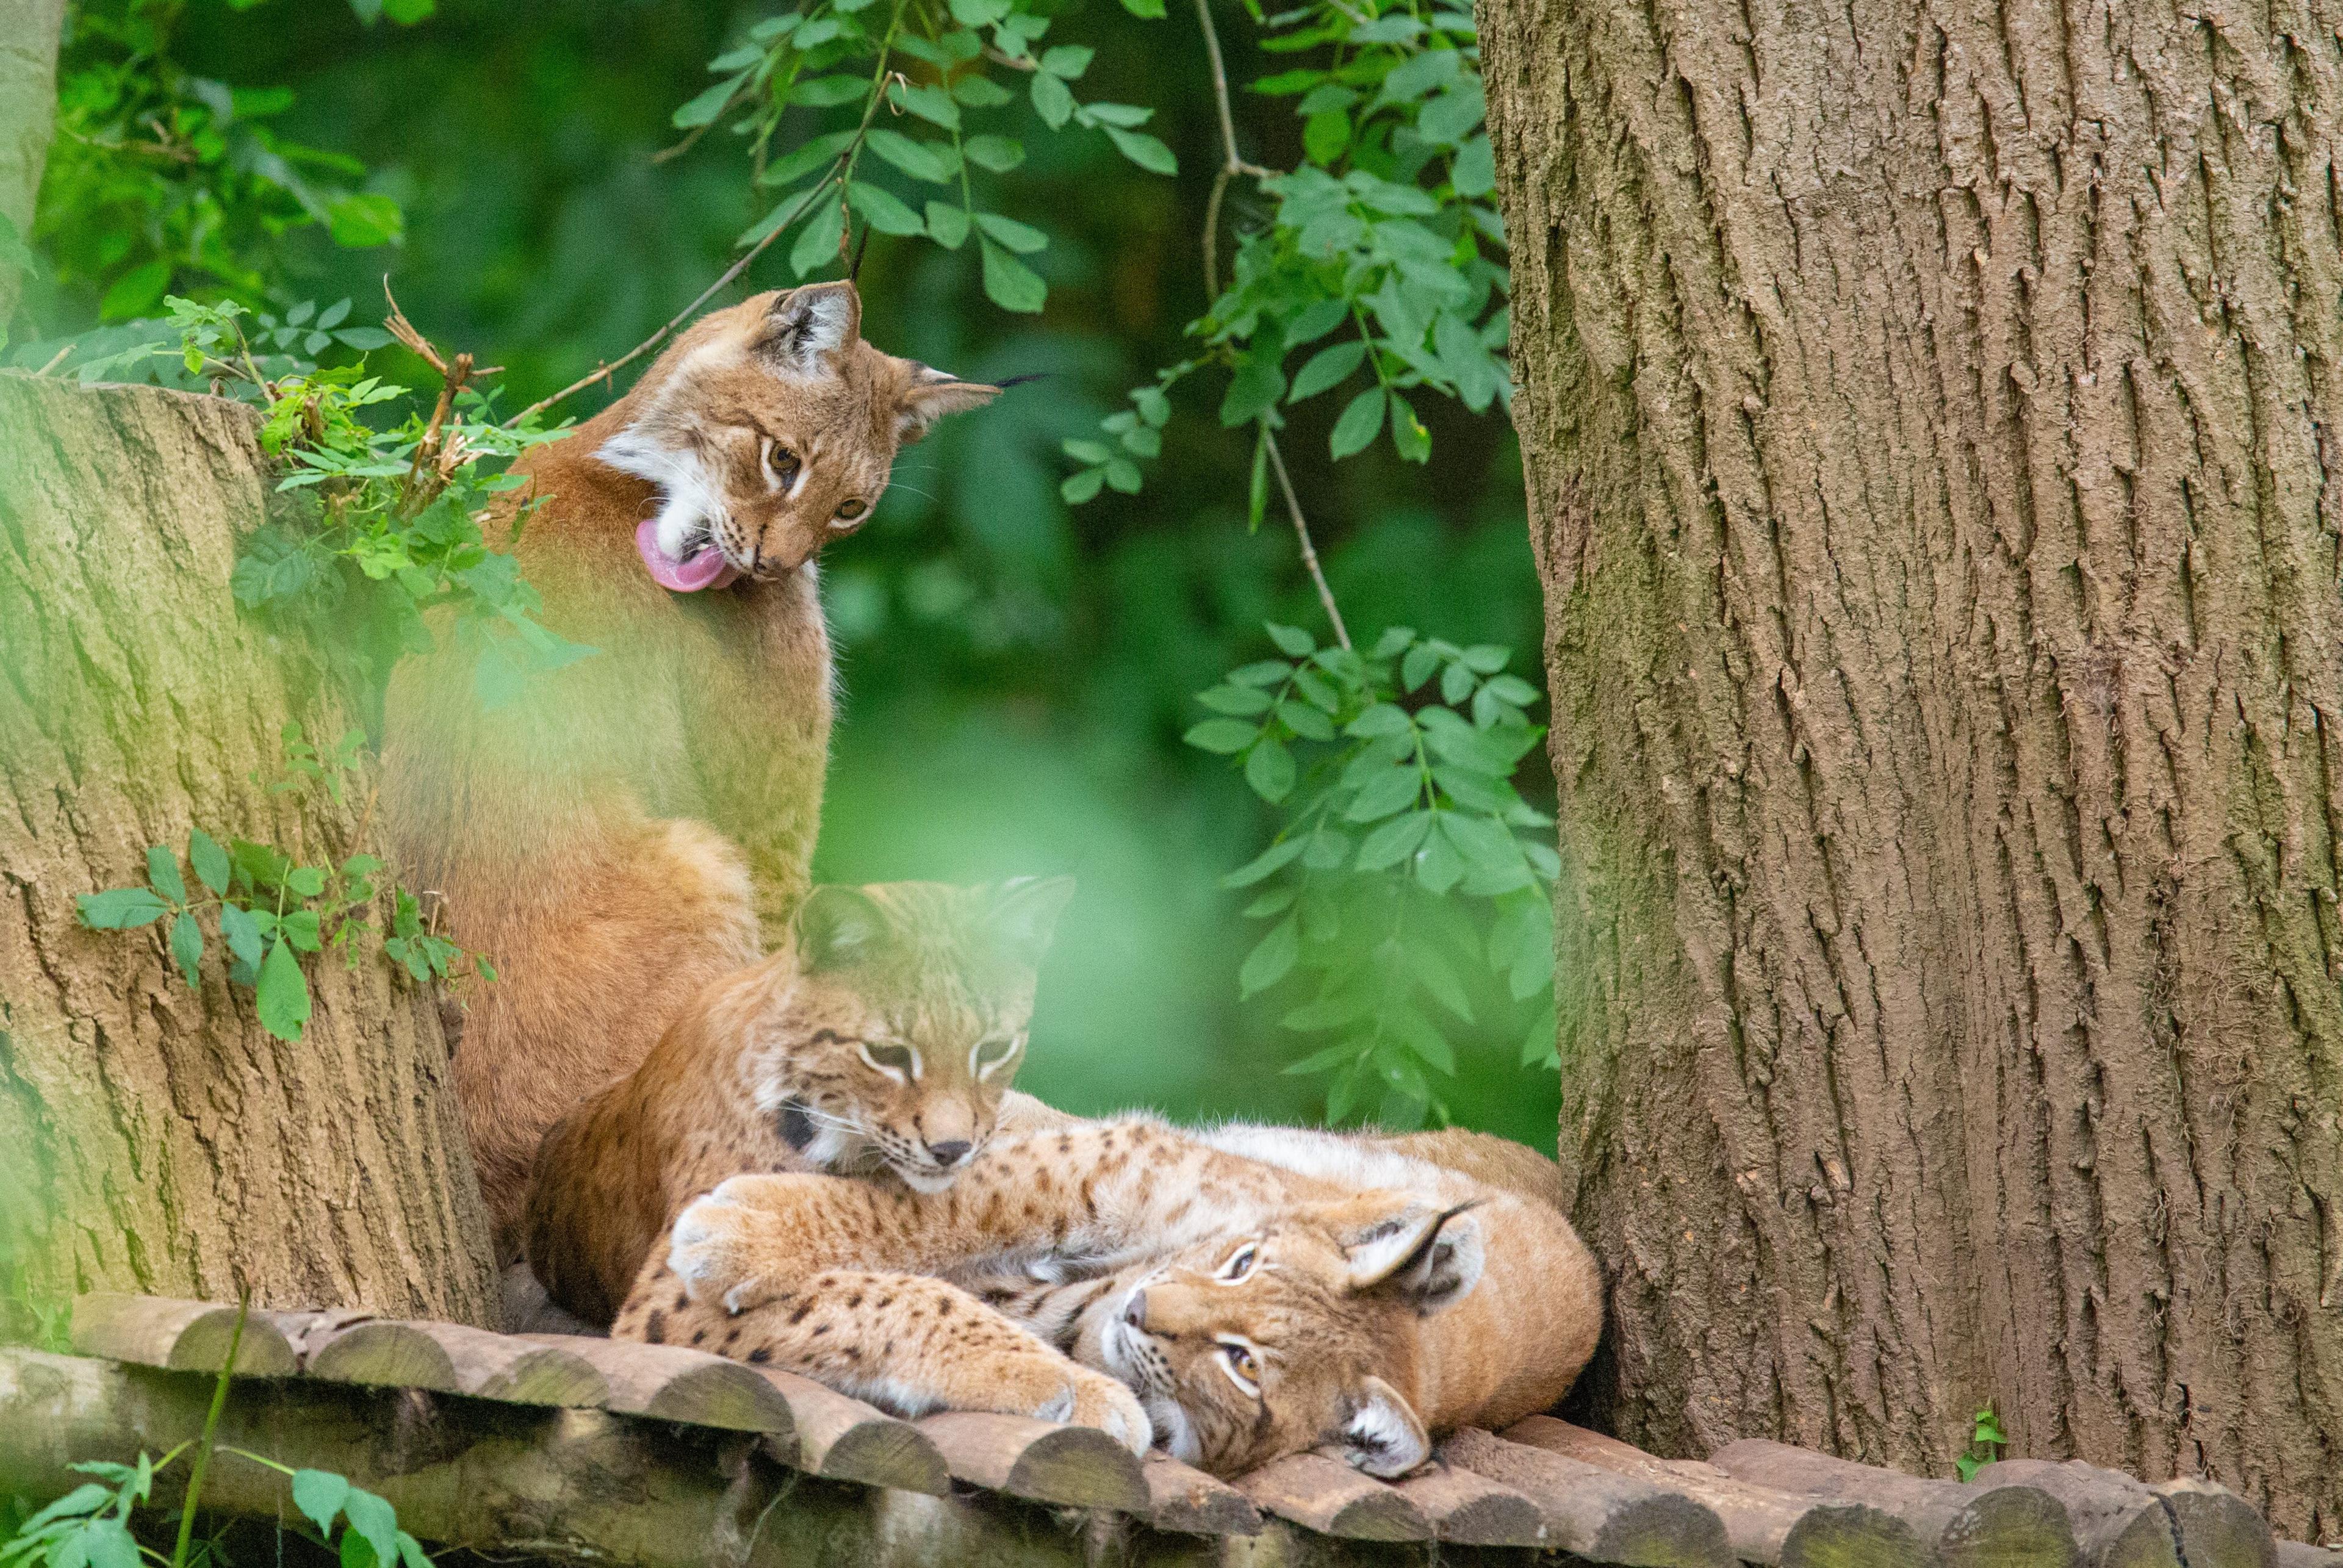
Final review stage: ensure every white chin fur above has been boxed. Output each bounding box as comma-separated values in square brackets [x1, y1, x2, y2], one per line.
[598, 430, 732, 563]
[893, 1162, 960, 1195]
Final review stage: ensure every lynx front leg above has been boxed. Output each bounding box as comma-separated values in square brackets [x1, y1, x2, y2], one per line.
[615, 1243, 1148, 1452]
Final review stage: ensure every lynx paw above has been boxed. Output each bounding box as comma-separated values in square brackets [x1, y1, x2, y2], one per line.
[1035, 1369, 1153, 1456]
[669, 1179, 783, 1313]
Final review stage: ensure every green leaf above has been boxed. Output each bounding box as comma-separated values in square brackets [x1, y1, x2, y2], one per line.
[1417, 80, 1486, 143]
[145, 845, 187, 905]
[287, 865, 328, 898]
[1264, 622, 1315, 656]
[188, 829, 231, 895]
[293, 1470, 351, 1537]
[848, 182, 926, 236]
[672, 74, 744, 128]
[218, 902, 264, 968]
[256, 940, 312, 1043]
[865, 129, 956, 183]
[168, 912, 202, 988]
[1303, 110, 1350, 165]
[343, 1489, 400, 1568]
[1330, 387, 1385, 458]
[790, 202, 846, 278]
[76, 888, 170, 930]
[954, 74, 1016, 106]
[1199, 684, 1273, 715]
[326, 193, 405, 248]
[1245, 737, 1297, 802]
[1185, 717, 1259, 755]
[1038, 44, 1094, 77]
[1104, 457, 1143, 493]
[974, 212, 1047, 253]
[949, 0, 1012, 22]
[1389, 391, 1431, 461]
[79, 1520, 138, 1568]
[1414, 818, 1466, 893]
[98, 260, 171, 322]
[1103, 127, 1178, 175]
[762, 129, 857, 187]
[1060, 467, 1106, 503]
[1222, 837, 1306, 889]
[897, 82, 962, 128]
[1289, 340, 1367, 402]
[926, 201, 971, 248]
[1345, 766, 1420, 822]
[1355, 811, 1431, 871]
[1954, 1455, 1982, 1483]
[1121, 0, 1166, 15]
[281, 908, 323, 953]
[963, 134, 1027, 173]
[1451, 135, 1496, 197]
[1030, 70, 1076, 129]
[1230, 659, 1294, 686]
[1402, 642, 1442, 691]
[381, 0, 433, 19]
[1284, 1040, 1362, 1071]
[979, 239, 1047, 312]
[1220, 356, 1286, 427]
[1248, 428, 1270, 531]
[1239, 917, 1300, 996]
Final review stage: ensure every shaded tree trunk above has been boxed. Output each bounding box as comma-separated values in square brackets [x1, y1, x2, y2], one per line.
[0, 0, 66, 326]
[1481, 0, 2343, 1536]
[0, 374, 498, 1328]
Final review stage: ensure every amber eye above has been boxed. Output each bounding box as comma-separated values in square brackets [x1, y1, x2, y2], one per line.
[859, 1040, 919, 1080]
[761, 439, 799, 487]
[1217, 1243, 1258, 1282]
[835, 499, 867, 521]
[1216, 1340, 1261, 1396]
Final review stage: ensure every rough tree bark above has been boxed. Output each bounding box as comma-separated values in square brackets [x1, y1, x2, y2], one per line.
[0, 374, 498, 1327]
[1480, 0, 2343, 1536]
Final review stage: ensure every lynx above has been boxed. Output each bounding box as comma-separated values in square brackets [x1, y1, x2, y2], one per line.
[382, 282, 1000, 1253]
[524, 879, 1074, 1326]
[611, 1117, 1602, 1476]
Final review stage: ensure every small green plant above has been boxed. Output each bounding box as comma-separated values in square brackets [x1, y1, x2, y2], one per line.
[75, 728, 492, 1045]
[1188, 621, 1556, 1124]
[1, 1303, 434, 1568]
[1954, 1405, 2007, 1481]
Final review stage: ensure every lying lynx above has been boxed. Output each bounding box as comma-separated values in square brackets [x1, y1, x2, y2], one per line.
[383, 282, 1001, 1254]
[611, 1117, 1602, 1475]
[525, 877, 1074, 1326]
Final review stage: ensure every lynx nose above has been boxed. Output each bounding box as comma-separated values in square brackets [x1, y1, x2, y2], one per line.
[1121, 1290, 1148, 1331]
[927, 1138, 973, 1167]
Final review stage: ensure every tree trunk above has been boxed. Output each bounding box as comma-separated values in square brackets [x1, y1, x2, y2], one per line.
[1481, 0, 2343, 1537]
[0, 373, 498, 1328]
[0, 0, 67, 325]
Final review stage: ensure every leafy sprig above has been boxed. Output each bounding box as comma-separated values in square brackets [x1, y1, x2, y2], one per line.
[1188, 622, 1556, 1123]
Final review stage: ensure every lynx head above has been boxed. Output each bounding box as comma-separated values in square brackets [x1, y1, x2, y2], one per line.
[598, 282, 1000, 592]
[1082, 1192, 1485, 1477]
[732, 878, 1076, 1192]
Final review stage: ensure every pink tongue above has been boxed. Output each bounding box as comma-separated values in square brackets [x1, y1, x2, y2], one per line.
[636, 519, 741, 593]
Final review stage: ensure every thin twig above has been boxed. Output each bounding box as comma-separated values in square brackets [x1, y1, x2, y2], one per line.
[506, 1, 909, 431]
[1264, 430, 1351, 650]
[383, 279, 494, 507]
[33, 344, 71, 377]
[1192, 0, 1350, 652]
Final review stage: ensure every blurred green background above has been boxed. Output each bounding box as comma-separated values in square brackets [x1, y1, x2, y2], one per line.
[15, 0, 1555, 1145]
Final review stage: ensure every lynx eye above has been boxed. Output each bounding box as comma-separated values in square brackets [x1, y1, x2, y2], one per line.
[1217, 1242, 1258, 1283]
[760, 437, 799, 491]
[1215, 1339, 1262, 1397]
[970, 1037, 1020, 1079]
[833, 499, 868, 524]
[858, 1040, 920, 1081]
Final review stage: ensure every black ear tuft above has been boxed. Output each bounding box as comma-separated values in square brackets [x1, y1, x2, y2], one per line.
[762, 282, 862, 376]
[796, 885, 888, 971]
[988, 876, 1077, 968]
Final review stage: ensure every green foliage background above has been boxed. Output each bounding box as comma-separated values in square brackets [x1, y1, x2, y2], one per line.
[13, 0, 1555, 1145]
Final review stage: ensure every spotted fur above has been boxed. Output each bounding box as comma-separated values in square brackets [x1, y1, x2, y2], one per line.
[524, 877, 1074, 1326]
[610, 1117, 1602, 1476]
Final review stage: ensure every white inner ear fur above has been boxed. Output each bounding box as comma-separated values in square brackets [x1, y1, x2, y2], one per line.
[771, 290, 856, 376]
[599, 427, 727, 561]
[1336, 1383, 1431, 1478]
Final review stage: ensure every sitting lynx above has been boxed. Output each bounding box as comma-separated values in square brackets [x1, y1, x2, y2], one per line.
[611, 1117, 1602, 1476]
[525, 877, 1075, 1327]
[383, 282, 1001, 1254]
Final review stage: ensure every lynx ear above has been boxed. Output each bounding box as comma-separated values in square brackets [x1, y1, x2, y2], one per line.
[761, 282, 862, 376]
[1337, 1199, 1485, 1316]
[897, 364, 1002, 441]
[988, 876, 1077, 968]
[796, 885, 889, 971]
[1323, 1376, 1431, 1478]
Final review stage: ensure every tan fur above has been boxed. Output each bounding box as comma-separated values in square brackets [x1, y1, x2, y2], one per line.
[611, 1117, 1602, 1475]
[524, 879, 1074, 1326]
[382, 283, 1000, 1256]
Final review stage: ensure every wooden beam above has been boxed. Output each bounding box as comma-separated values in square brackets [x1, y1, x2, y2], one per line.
[916, 1412, 1148, 1512]
[1441, 1428, 1732, 1567]
[70, 1294, 297, 1376]
[1503, 1416, 1921, 1568]
[1234, 1451, 1433, 1541]
[1139, 1453, 1262, 1536]
[1713, 1440, 2080, 1568]
[1391, 1460, 1550, 1546]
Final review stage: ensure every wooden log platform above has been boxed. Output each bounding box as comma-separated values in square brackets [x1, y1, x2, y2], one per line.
[0, 1293, 2314, 1568]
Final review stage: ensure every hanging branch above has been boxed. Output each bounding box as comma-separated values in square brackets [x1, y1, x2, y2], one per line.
[1193, 0, 1351, 652]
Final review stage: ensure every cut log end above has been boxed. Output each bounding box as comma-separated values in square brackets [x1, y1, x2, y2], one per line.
[70, 1295, 297, 1378]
